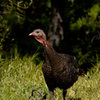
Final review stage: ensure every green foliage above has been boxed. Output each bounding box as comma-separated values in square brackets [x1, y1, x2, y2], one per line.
[9, 0, 33, 9]
[0, 0, 22, 52]
[65, 2, 100, 67]
[0, 54, 100, 100]
[0, 0, 50, 54]
[70, 4, 100, 32]
[0, 0, 100, 69]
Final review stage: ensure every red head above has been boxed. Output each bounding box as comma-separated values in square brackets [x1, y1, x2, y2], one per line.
[29, 29, 47, 44]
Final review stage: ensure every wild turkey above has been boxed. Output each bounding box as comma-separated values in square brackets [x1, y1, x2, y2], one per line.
[29, 29, 79, 100]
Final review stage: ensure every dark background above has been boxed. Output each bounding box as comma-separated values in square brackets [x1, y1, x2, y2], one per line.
[0, 0, 100, 72]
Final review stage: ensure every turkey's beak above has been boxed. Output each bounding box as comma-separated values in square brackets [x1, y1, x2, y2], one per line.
[29, 32, 36, 36]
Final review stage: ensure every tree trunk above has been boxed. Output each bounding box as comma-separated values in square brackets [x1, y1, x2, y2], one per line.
[48, 0, 69, 52]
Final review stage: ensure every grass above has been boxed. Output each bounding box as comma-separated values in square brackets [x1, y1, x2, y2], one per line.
[0, 53, 100, 100]
[69, 62, 100, 100]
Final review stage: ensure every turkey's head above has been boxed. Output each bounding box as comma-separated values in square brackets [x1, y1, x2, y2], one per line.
[29, 29, 47, 44]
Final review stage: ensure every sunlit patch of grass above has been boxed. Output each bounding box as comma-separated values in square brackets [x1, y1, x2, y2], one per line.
[0, 54, 47, 100]
[67, 62, 100, 100]
[0, 53, 100, 100]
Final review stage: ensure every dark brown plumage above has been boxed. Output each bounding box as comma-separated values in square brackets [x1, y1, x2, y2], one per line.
[29, 29, 79, 100]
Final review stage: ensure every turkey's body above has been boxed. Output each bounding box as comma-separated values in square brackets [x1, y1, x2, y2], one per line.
[42, 42, 79, 100]
[29, 29, 79, 100]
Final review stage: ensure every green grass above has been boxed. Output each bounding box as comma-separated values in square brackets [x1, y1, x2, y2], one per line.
[0, 54, 100, 100]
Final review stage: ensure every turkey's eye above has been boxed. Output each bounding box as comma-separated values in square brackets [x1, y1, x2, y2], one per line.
[36, 31, 42, 36]
[36, 31, 40, 34]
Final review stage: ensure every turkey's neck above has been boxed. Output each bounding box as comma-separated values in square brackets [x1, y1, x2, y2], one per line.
[43, 41, 57, 66]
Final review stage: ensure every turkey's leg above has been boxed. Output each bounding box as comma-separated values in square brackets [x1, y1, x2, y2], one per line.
[49, 90, 54, 100]
[63, 90, 67, 100]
